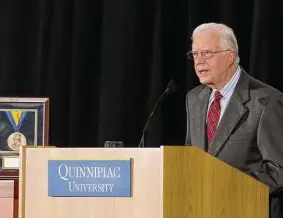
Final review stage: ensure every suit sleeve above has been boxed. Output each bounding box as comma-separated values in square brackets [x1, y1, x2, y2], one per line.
[185, 93, 191, 145]
[252, 94, 283, 196]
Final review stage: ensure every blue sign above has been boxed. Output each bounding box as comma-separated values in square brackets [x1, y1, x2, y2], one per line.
[48, 159, 131, 197]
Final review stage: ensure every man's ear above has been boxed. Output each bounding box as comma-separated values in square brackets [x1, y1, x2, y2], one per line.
[229, 51, 237, 63]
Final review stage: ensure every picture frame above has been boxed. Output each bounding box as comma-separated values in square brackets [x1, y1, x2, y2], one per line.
[0, 97, 49, 179]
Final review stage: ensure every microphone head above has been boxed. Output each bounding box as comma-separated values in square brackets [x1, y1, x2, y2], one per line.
[167, 79, 178, 93]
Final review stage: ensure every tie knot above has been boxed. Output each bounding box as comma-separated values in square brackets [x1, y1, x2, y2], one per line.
[214, 90, 222, 100]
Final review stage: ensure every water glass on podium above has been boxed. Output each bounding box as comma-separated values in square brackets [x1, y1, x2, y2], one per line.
[104, 141, 124, 148]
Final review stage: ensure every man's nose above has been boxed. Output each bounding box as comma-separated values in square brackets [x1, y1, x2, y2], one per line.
[194, 55, 206, 64]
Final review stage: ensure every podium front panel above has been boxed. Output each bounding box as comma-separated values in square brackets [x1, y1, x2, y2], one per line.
[19, 147, 162, 218]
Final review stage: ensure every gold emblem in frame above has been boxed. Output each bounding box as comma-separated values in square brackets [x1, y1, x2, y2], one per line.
[7, 132, 27, 151]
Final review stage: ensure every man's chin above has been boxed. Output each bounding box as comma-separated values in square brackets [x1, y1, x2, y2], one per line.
[199, 79, 215, 88]
[199, 78, 211, 85]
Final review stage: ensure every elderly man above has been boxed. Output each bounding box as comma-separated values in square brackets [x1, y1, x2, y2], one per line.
[185, 22, 283, 217]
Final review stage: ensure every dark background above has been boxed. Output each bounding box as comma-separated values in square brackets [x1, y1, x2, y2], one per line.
[0, 0, 282, 148]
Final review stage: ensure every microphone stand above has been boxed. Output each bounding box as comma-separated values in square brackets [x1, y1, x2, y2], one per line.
[138, 89, 169, 147]
[138, 79, 178, 147]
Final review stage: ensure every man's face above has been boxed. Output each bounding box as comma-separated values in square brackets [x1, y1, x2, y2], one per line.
[191, 29, 235, 89]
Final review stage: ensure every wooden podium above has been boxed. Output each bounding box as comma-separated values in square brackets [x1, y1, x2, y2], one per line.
[18, 146, 269, 218]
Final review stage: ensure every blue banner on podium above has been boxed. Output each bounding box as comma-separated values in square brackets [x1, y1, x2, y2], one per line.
[48, 159, 132, 197]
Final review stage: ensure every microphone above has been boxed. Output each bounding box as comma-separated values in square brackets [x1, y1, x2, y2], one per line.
[138, 79, 178, 147]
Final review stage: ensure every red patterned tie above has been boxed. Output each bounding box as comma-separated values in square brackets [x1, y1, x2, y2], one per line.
[206, 90, 223, 149]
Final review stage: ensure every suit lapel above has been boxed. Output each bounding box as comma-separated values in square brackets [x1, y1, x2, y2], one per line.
[208, 69, 250, 156]
[196, 86, 211, 150]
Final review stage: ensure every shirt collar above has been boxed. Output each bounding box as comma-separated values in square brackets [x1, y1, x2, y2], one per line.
[211, 65, 241, 99]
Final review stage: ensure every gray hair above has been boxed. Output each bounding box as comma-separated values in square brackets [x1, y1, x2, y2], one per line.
[192, 23, 240, 65]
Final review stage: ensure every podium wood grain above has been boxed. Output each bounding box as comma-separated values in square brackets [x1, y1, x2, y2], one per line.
[19, 147, 162, 218]
[19, 146, 269, 218]
[163, 146, 269, 218]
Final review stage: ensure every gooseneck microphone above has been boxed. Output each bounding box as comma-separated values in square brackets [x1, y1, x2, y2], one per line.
[138, 79, 178, 147]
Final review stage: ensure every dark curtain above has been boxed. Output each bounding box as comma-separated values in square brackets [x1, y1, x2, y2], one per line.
[0, 0, 282, 148]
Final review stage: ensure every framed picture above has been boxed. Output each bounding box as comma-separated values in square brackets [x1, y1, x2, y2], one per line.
[0, 97, 49, 179]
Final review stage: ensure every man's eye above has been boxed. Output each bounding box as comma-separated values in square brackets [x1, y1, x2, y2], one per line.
[203, 51, 210, 55]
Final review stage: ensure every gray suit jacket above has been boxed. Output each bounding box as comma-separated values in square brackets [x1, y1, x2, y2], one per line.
[185, 67, 283, 217]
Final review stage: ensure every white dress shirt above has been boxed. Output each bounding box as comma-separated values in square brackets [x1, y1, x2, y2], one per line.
[207, 65, 241, 123]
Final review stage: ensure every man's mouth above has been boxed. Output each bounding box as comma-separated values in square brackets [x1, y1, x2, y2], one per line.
[198, 69, 209, 74]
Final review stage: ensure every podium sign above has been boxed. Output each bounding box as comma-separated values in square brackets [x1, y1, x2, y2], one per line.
[48, 159, 132, 197]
